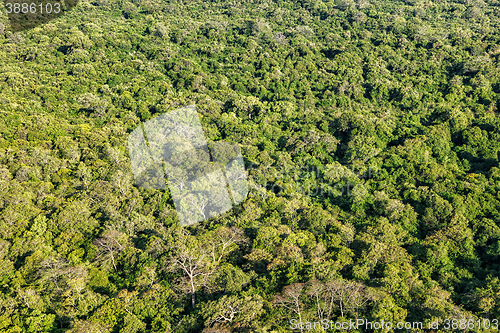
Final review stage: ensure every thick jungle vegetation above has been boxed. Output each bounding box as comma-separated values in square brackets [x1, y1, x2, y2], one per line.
[1, 0, 500, 331]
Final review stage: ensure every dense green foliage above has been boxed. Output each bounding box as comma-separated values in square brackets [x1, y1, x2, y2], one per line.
[1, 0, 500, 331]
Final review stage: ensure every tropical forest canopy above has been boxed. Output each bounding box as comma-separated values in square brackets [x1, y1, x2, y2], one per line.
[1, 0, 500, 331]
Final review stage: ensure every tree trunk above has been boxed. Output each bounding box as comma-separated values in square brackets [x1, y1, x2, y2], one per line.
[191, 279, 196, 307]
